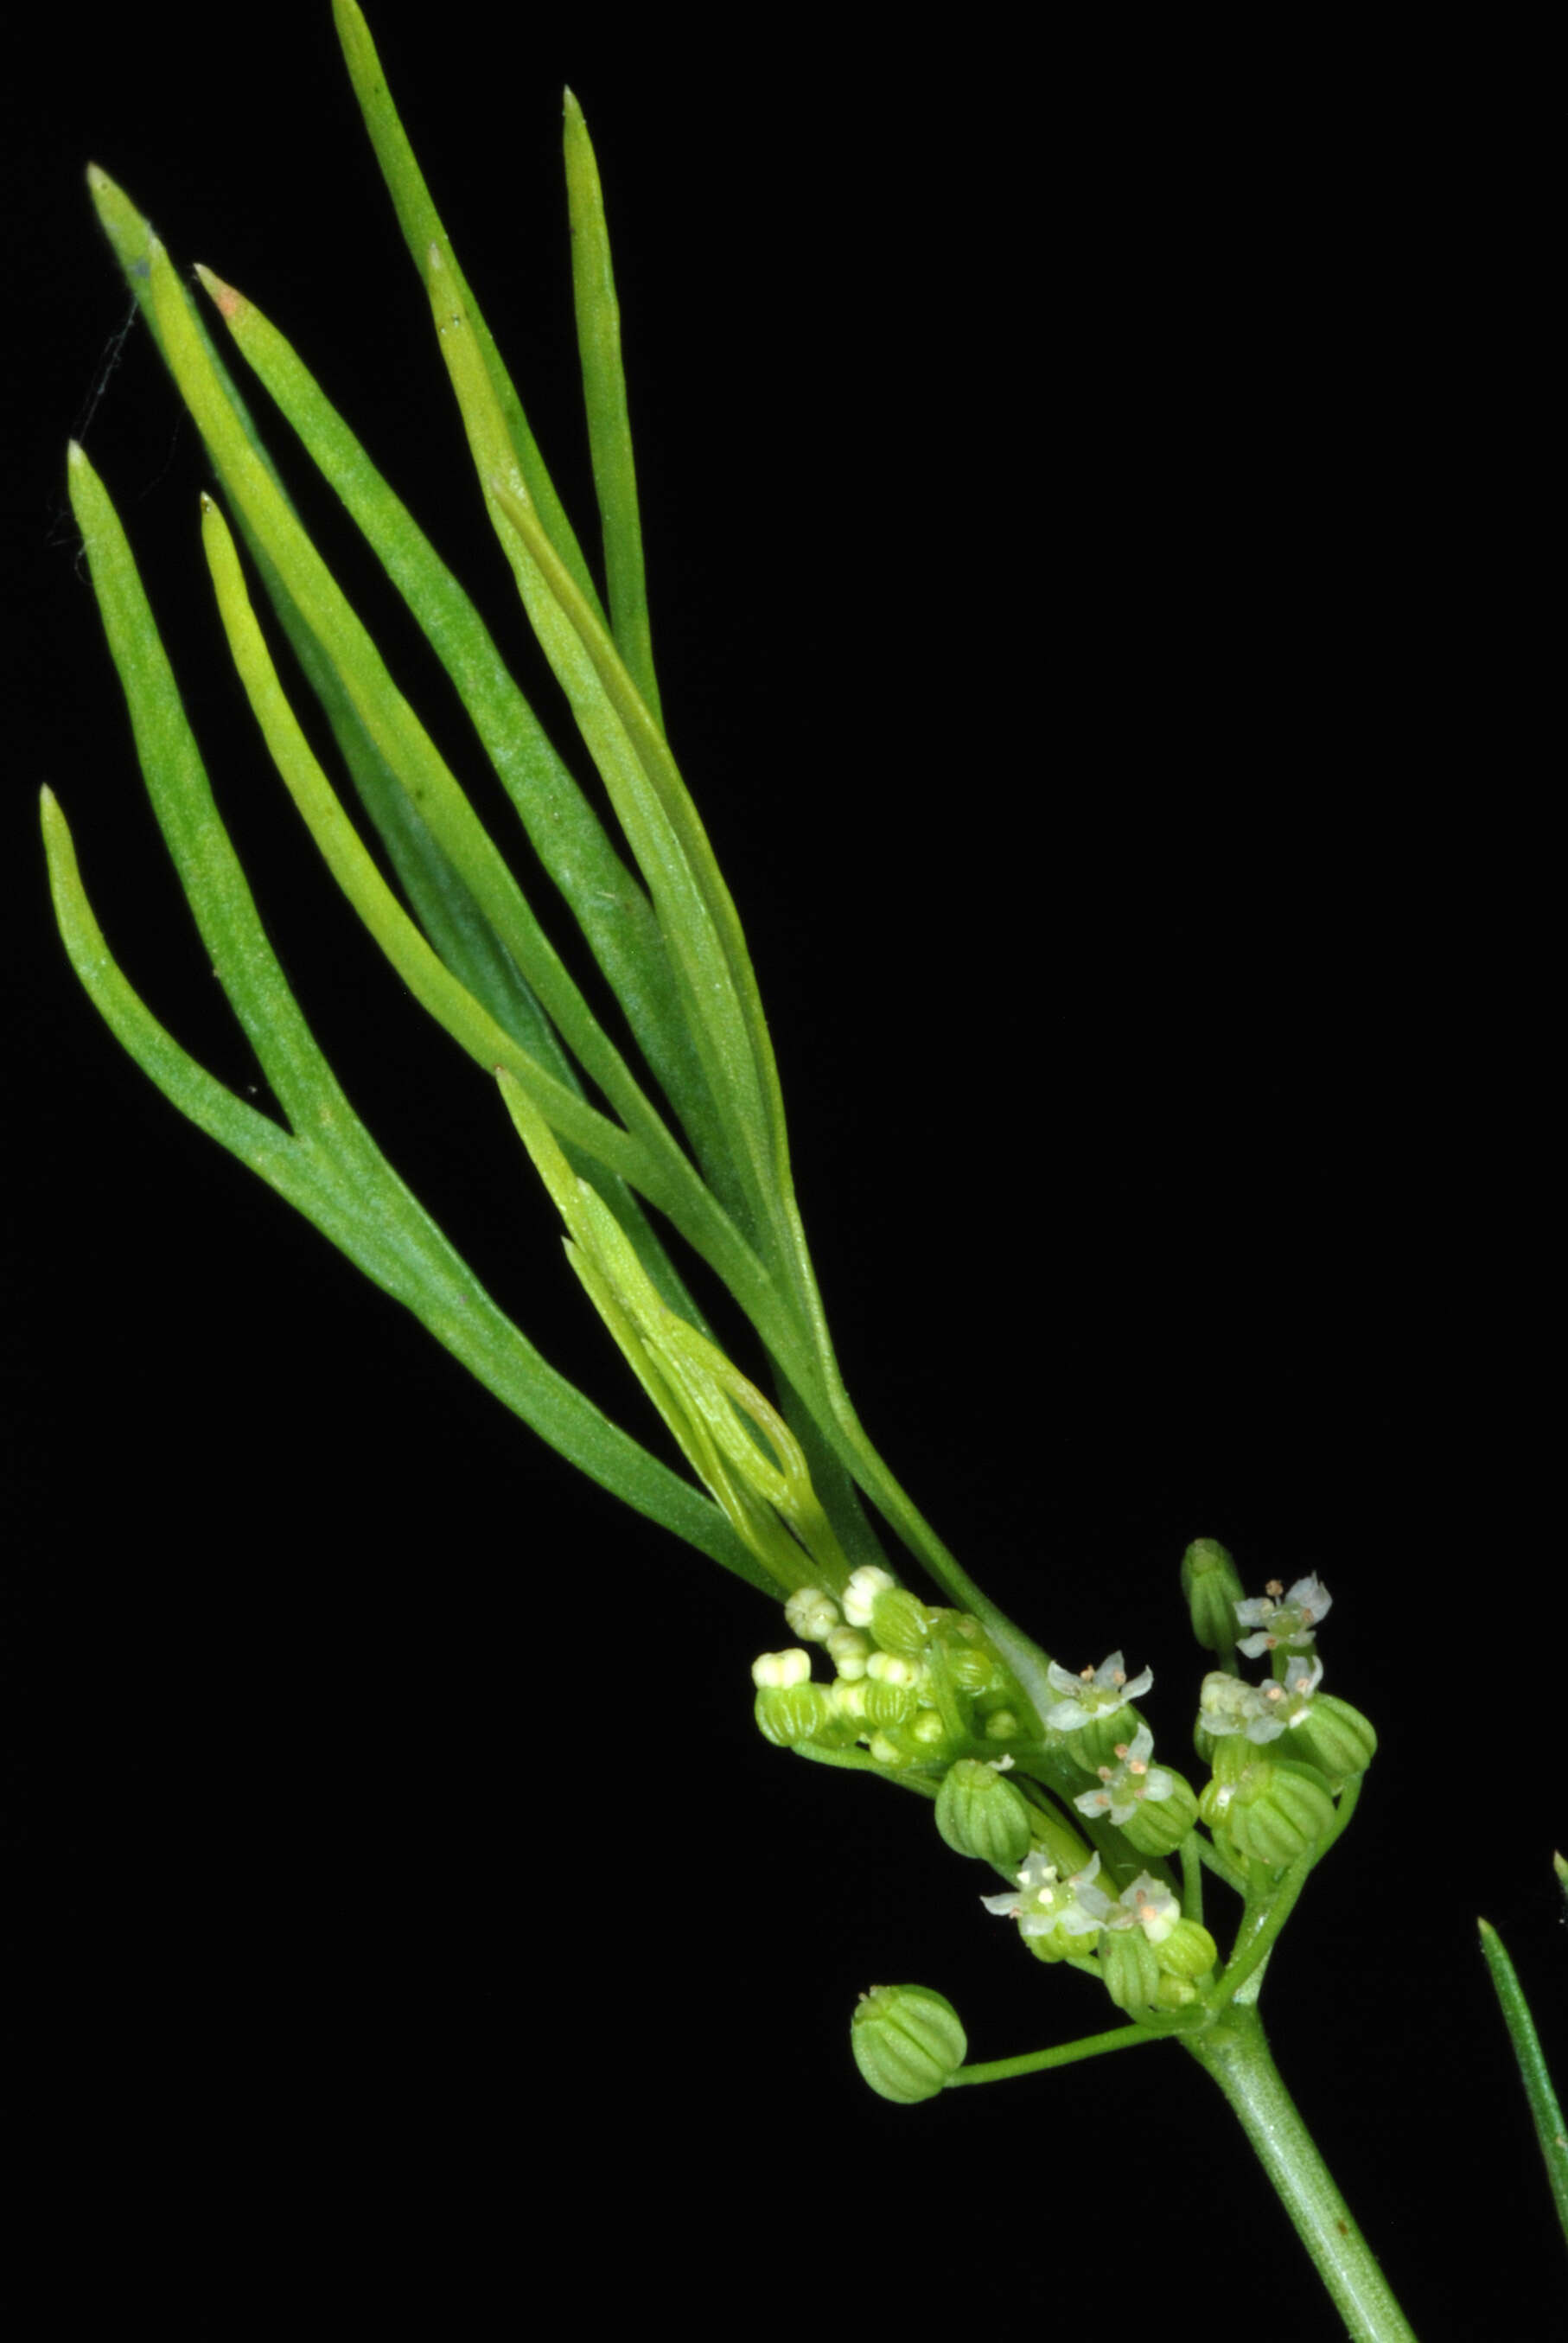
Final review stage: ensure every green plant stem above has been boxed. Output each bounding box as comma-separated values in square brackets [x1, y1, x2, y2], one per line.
[1214, 1853, 1314, 2007]
[1182, 2004, 1416, 2343]
[947, 2024, 1157, 2087]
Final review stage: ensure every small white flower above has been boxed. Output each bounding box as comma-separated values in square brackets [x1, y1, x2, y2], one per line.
[1106, 1872, 1181, 1944]
[1043, 1650, 1153, 1732]
[1073, 1722, 1176, 1824]
[1235, 1573, 1332, 1657]
[841, 1566, 897, 1628]
[1199, 1654, 1325, 1745]
[982, 1849, 1112, 1939]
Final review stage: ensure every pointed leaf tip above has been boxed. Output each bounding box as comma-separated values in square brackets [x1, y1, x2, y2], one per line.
[194, 261, 245, 322]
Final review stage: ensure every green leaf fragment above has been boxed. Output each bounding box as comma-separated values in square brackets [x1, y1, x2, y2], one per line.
[48, 450, 768, 1586]
[191, 259, 734, 1210]
[196, 487, 708, 1328]
[563, 88, 662, 727]
[330, 0, 602, 614]
[1478, 1911, 1568, 2254]
[499, 1069, 848, 1593]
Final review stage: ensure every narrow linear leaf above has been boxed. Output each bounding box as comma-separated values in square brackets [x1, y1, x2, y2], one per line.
[423, 246, 780, 1233]
[86, 168, 838, 1446]
[1478, 1914, 1568, 2251]
[41, 808, 768, 1590]
[143, 236, 704, 1234]
[563, 89, 661, 725]
[498, 1069, 832, 1593]
[330, 0, 602, 615]
[67, 440, 335, 1135]
[86, 165, 595, 1146]
[486, 462, 857, 1393]
[80, 99, 991, 1636]
[198, 488, 711, 1330]
[193, 261, 737, 1215]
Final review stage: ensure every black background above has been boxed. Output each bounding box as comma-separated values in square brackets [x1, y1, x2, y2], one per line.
[5, 5, 1550, 2333]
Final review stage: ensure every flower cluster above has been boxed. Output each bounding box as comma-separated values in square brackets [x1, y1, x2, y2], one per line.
[1042, 1650, 1198, 1856]
[1194, 1572, 1377, 1865]
[981, 1848, 1176, 1945]
[750, 1567, 1020, 1770]
[982, 1848, 1217, 2010]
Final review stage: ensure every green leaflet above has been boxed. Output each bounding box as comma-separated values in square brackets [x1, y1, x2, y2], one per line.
[424, 244, 803, 1285]
[60, 6, 1033, 1636]
[85, 165, 579, 1143]
[1478, 1901, 1568, 2254]
[562, 88, 662, 727]
[189, 260, 737, 1220]
[499, 1069, 849, 1594]
[329, 0, 602, 619]
[196, 487, 710, 1332]
[46, 446, 770, 1590]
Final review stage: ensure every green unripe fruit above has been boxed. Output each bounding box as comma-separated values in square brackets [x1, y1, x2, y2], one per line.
[1155, 1917, 1219, 1982]
[1155, 1972, 1200, 2009]
[1119, 1769, 1200, 1859]
[870, 1587, 936, 1657]
[1099, 1927, 1162, 2011]
[945, 1648, 994, 1694]
[1213, 1755, 1336, 1867]
[754, 1680, 836, 1748]
[1181, 1536, 1246, 1660]
[862, 1676, 918, 1729]
[851, 1985, 966, 2103]
[1287, 1695, 1377, 1783]
[934, 1759, 1034, 1867]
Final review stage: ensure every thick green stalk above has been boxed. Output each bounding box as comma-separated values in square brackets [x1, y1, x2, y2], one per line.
[1182, 2005, 1417, 2343]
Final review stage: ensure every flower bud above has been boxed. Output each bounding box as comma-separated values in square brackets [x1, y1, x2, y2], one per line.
[841, 1566, 897, 1628]
[784, 1587, 840, 1643]
[1181, 1536, 1246, 1660]
[825, 1626, 870, 1681]
[751, 1649, 812, 1689]
[935, 1759, 1034, 1867]
[851, 1985, 966, 2103]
